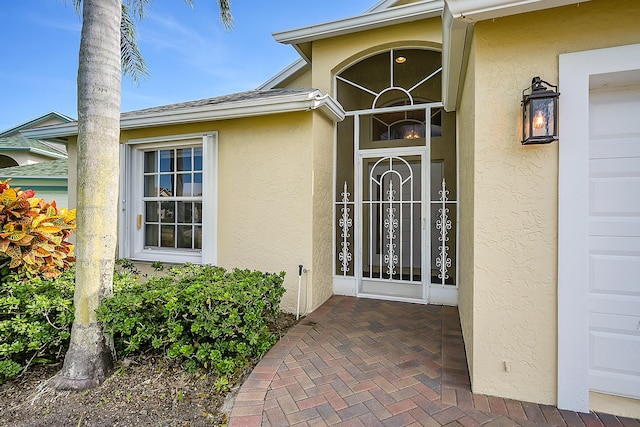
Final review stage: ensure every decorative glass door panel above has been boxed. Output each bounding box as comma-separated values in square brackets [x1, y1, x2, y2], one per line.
[360, 154, 425, 299]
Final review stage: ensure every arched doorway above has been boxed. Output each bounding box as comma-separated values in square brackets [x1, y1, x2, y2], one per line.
[333, 48, 458, 305]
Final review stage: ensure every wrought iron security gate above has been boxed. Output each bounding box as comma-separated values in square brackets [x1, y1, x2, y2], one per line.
[359, 151, 426, 299]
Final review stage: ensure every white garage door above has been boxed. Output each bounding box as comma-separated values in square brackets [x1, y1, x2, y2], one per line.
[588, 75, 640, 399]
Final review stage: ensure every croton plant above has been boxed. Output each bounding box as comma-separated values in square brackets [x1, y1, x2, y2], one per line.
[0, 180, 76, 279]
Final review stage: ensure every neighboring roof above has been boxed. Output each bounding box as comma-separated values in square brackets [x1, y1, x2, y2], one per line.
[0, 159, 68, 179]
[0, 111, 74, 138]
[0, 134, 68, 160]
[21, 88, 346, 140]
[273, 1, 443, 62]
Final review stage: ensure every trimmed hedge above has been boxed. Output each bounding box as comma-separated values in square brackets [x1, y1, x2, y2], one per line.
[97, 264, 286, 374]
[0, 263, 286, 385]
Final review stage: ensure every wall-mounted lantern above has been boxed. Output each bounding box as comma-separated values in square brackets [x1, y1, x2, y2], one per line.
[522, 76, 559, 145]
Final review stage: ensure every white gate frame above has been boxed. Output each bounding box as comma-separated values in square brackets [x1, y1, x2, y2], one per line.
[357, 146, 429, 303]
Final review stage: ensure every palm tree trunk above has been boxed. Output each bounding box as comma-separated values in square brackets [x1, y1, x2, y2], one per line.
[53, 0, 122, 391]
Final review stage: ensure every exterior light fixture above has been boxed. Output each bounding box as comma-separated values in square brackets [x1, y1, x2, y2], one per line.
[521, 76, 559, 145]
[405, 128, 420, 139]
[395, 56, 407, 64]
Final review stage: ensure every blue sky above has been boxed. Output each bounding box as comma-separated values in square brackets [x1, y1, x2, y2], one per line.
[0, 0, 376, 132]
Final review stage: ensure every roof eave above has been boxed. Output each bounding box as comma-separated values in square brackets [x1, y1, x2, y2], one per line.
[0, 112, 74, 138]
[446, 0, 590, 22]
[21, 91, 345, 139]
[273, 1, 444, 46]
[441, 0, 590, 111]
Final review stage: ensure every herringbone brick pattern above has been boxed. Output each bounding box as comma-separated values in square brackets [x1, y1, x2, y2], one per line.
[229, 296, 640, 427]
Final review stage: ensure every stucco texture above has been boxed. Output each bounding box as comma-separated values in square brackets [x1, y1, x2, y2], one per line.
[463, 0, 640, 406]
[120, 112, 322, 314]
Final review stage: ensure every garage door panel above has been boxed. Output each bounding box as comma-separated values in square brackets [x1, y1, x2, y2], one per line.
[590, 90, 640, 137]
[589, 177, 640, 215]
[590, 136, 640, 160]
[587, 80, 640, 400]
[589, 235, 640, 252]
[590, 219, 640, 236]
[589, 330, 640, 373]
[589, 254, 640, 293]
[590, 312, 640, 333]
[590, 158, 640, 177]
[589, 294, 640, 316]
[590, 369, 640, 399]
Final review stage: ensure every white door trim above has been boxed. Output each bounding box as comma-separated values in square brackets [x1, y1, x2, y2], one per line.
[558, 43, 640, 413]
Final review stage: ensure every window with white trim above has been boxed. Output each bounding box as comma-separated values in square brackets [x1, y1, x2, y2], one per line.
[143, 147, 203, 250]
[120, 133, 217, 265]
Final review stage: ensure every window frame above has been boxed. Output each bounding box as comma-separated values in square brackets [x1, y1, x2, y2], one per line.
[119, 132, 218, 265]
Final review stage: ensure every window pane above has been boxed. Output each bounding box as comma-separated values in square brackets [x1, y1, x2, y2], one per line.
[176, 173, 192, 197]
[159, 174, 173, 197]
[159, 149, 174, 172]
[194, 225, 202, 249]
[194, 147, 203, 171]
[177, 225, 192, 249]
[194, 202, 202, 223]
[145, 201, 159, 222]
[144, 175, 157, 197]
[161, 225, 175, 247]
[139, 144, 204, 254]
[177, 202, 192, 223]
[161, 201, 175, 223]
[193, 173, 203, 197]
[177, 148, 192, 172]
[145, 224, 159, 247]
[144, 151, 157, 173]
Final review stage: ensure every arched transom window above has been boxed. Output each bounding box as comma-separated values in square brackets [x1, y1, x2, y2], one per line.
[336, 48, 442, 112]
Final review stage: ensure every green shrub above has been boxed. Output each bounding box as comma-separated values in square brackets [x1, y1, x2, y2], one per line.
[0, 267, 139, 384]
[0, 268, 75, 384]
[97, 264, 286, 375]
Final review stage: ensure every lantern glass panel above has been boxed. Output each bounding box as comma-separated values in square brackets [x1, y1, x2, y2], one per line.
[524, 100, 532, 141]
[530, 97, 555, 139]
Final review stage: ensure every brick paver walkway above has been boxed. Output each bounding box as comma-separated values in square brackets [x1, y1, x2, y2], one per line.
[228, 296, 640, 426]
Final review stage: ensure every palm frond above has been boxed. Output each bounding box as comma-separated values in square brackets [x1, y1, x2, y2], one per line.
[217, 0, 234, 30]
[124, 0, 152, 20]
[121, 3, 150, 85]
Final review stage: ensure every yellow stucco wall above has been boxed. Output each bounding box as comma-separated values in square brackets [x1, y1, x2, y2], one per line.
[120, 112, 320, 313]
[457, 36, 476, 381]
[465, 0, 640, 407]
[283, 67, 312, 89]
[310, 113, 336, 311]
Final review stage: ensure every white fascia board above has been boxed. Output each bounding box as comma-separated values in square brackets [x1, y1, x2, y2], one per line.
[21, 91, 345, 139]
[311, 93, 347, 122]
[446, 0, 589, 22]
[258, 58, 309, 90]
[442, 4, 474, 112]
[273, 1, 444, 45]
